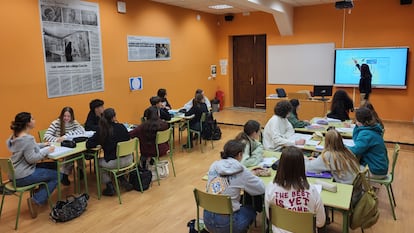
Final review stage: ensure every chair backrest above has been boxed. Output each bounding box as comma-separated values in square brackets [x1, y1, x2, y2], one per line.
[268, 204, 316, 233]
[117, 138, 138, 158]
[390, 144, 400, 179]
[156, 128, 172, 145]
[193, 188, 233, 232]
[0, 158, 16, 188]
[351, 168, 369, 207]
[38, 129, 47, 143]
[200, 112, 207, 124]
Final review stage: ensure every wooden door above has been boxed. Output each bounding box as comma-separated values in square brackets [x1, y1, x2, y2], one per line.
[233, 35, 266, 108]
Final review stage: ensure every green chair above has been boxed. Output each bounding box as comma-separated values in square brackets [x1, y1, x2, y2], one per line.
[193, 188, 233, 233]
[268, 203, 316, 233]
[184, 113, 214, 152]
[0, 158, 53, 230]
[99, 138, 143, 204]
[370, 143, 400, 220]
[38, 129, 47, 143]
[153, 127, 176, 185]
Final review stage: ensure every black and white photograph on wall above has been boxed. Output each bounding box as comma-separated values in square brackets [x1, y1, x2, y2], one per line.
[63, 8, 81, 24]
[39, 0, 104, 98]
[41, 5, 62, 22]
[211, 65, 217, 78]
[156, 44, 170, 58]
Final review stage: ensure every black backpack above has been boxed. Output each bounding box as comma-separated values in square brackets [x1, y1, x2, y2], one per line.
[129, 168, 152, 191]
[202, 112, 221, 140]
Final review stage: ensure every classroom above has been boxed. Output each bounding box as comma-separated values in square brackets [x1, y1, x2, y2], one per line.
[0, 0, 413, 232]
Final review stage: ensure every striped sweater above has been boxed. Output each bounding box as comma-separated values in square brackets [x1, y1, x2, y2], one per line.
[43, 119, 85, 142]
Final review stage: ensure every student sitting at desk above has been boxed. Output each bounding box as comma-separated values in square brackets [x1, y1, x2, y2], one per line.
[157, 88, 172, 110]
[129, 106, 169, 169]
[349, 107, 388, 179]
[265, 146, 325, 233]
[305, 129, 360, 184]
[327, 90, 354, 121]
[183, 93, 209, 149]
[204, 140, 265, 233]
[263, 100, 305, 151]
[86, 108, 133, 196]
[362, 101, 384, 130]
[84, 99, 104, 131]
[44, 106, 85, 186]
[7, 112, 57, 218]
[288, 99, 310, 128]
[182, 88, 211, 111]
[149, 96, 171, 121]
[235, 120, 264, 167]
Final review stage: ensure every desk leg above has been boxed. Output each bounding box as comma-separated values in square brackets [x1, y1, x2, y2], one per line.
[81, 154, 88, 195]
[342, 210, 349, 233]
[57, 161, 62, 201]
[187, 120, 192, 149]
[94, 154, 101, 199]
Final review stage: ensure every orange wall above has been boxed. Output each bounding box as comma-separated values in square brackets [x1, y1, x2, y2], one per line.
[0, 0, 220, 155]
[216, 0, 414, 123]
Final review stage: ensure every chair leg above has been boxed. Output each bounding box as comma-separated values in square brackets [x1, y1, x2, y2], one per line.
[386, 184, 397, 220]
[113, 174, 122, 204]
[0, 191, 6, 216]
[15, 192, 24, 230]
[95, 156, 101, 200]
[389, 184, 396, 207]
[135, 167, 144, 193]
[170, 154, 176, 177]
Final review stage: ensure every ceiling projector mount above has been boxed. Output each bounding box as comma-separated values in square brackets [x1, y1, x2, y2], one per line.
[335, 0, 354, 9]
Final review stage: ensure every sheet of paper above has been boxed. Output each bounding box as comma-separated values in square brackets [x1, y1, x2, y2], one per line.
[336, 127, 354, 133]
[258, 157, 278, 168]
[48, 146, 75, 158]
[343, 139, 355, 147]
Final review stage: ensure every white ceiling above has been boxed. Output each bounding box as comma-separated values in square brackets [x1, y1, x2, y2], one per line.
[150, 0, 338, 14]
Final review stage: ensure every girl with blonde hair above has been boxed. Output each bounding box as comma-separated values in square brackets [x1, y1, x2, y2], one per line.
[305, 129, 360, 184]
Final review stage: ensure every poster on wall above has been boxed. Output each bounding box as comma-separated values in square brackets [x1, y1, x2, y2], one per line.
[127, 36, 171, 61]
[39, 0, 104, 98]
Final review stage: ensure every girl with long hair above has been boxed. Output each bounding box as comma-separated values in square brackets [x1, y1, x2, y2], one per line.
[288, 99, 310, 128]
[129, 106, 169, 168]
[86, 108, 133, 196]
[265, 146, 325, 232]
[306, 129, 360, 184]
[327, 90, 354, 121]
[44, 106, 85, 185]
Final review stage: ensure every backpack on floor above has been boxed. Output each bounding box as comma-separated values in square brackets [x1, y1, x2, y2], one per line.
[202, 112, 221, 140]
[129, 168, 152, 191]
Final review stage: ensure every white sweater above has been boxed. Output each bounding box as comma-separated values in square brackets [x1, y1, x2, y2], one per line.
[263, 115, 295, 151]
[265, 182, 326, 233]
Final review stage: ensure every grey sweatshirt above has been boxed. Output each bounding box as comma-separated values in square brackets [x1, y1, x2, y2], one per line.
[6, 134, 49, 180]
[207, 157, 265, 211]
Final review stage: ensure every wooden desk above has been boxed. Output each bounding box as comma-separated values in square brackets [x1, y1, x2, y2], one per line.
[266, 97, 330, 122]
[48, 142, 88, 201]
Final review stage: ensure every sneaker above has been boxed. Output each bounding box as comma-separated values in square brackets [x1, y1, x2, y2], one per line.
[61, 174, 71, 186]
[27, 198, 38, 219]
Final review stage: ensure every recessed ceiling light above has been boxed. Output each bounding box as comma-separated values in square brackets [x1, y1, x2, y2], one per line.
[208, 4, 234, 10]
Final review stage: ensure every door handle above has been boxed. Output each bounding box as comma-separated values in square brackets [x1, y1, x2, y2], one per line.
[250, 77, 254, 85]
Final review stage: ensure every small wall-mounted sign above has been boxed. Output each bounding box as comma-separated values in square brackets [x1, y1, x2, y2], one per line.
[129, 76, 142, 91]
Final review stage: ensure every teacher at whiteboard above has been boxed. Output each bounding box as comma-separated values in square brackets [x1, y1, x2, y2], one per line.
[353, 59, 372, 106]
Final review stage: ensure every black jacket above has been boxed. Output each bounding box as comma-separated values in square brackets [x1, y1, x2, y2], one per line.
[86, 122, 130, 162]
[85, 111, 100, 131]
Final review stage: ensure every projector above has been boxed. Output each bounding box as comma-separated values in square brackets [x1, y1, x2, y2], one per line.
[335, 1, 354, 9]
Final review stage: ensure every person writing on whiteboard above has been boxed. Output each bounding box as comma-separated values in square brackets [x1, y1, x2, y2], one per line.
[353, 59, 372, 106]
[263, 100, 305, 151]
[182, 89, 211, 111]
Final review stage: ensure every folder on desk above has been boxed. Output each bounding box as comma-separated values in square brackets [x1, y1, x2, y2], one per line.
[306, 171, 332, 179]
